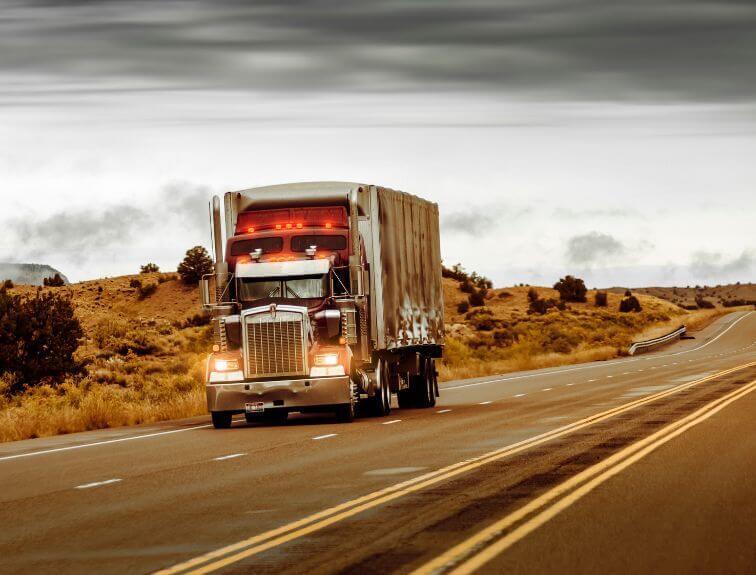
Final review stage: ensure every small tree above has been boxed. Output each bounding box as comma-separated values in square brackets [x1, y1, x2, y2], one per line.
[553, 275, 587, 302]
[0, 287, 83, 392]
[140, 263, 160, 274]
[43, 273, 65, 287]
[619, 295, 642, 313]
[594, 291, 608, 307]
[177, 246, 213, 285]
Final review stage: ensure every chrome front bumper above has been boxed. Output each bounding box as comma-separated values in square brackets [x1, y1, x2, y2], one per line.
[206, 376, 351, 413]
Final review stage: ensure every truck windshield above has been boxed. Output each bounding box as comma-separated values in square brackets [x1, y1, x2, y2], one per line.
[239, 275, 328, 302]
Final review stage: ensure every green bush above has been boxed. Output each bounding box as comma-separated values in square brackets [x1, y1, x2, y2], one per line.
[140, 263, 160, 274]
[43, 273, 65, 287]
[553, 275, 587, 302]
[619, 295, 642, 313]
[137, 283, 158, 300]
[0, 287, 83, 392]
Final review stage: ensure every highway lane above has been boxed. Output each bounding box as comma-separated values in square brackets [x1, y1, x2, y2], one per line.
[0, 311, 753, 574]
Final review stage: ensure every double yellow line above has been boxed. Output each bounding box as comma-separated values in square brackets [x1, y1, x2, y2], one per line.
[155, 361, 756, 575]
[415, 376, 756, 574]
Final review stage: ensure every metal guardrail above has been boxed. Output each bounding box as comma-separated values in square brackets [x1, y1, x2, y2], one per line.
[628, 325, 686, 356]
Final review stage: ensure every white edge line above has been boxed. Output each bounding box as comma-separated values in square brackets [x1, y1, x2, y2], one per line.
[0, 424, 214, 463]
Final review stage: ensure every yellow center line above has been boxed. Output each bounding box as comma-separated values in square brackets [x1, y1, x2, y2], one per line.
[154, 361, 756, 575]
[417, 379, 756, 575]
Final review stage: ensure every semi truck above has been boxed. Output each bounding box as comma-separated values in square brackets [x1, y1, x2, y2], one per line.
[200, 181, 444, 428]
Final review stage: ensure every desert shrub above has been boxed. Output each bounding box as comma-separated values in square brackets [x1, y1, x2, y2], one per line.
[465, 308, 492, 320]
[527, 288, 539, 303]
[92, 317, 129, 349]
[177, 246, 213, 285]
[0, 288, 83, 392]
[723, 299, 756, 308]
[695, 296, 715, 309]
[527, 288, 565, 315]
[43, 273, 65, 287]
[181, 313, 211, 328]
[460, 279, 475, 293]
[624, 289, 633, 297]
[469, 272, 493, 290]
[2, 279, 13, 289]
[129, 278, 142, 289]
[594, 291, 608, 307]
[140, 263, 160, 274]
[468, 290, 486, 307]
[457, 301, 470, 314]
[157, 274, 176, 284]
[442, 263, 467, 282]
[498, 291, 513, 299]
[553, 275, 587, 302]
[137, 283, 158, 300]
[619, 295, 642, 313]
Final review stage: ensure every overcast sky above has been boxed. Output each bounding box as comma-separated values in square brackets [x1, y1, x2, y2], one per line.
[1, 0, 754, 287]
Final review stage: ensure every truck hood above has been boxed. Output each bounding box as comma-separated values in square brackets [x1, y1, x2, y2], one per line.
[236, 258, 330, 278]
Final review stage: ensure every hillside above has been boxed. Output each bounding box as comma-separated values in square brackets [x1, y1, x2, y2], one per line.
[0, 263, 69, 286]
[0, 273, 744, 442]
[614, 283, 756, 309]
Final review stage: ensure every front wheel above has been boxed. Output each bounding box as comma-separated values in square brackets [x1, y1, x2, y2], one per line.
[211, 411, 233, 429]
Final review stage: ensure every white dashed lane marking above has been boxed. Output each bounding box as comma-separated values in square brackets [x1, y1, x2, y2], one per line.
[75, 478, 122, 490]
[382, 420, 402, 425]
[479, 401, 493, 405]
[312, 434, 338, 440]
[436, 409, 452, 414]
[214, 453, 245, 461]
[514, 393, 527, 398]
[541, 388, 553, 392]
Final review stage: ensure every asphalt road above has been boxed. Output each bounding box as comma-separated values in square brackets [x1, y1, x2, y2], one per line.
[0, 311, 754, 574]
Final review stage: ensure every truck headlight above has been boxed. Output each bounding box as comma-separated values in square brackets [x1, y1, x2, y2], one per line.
[214, 358, 239, 371]
[314, 353, 339, 367]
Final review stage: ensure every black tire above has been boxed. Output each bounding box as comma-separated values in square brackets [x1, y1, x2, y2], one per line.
[370, 359, 392, 416]
[211, 411, 233, 429]
[335, 402, 355, 423]
[414, 357, 436, 408]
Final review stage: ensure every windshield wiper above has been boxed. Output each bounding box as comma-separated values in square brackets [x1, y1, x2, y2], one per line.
[267, 285, 281, 297]
[286, 285, 301, 298]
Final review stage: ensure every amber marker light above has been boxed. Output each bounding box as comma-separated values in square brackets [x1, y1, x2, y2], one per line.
[325, 222, 332, 229]
[247, 227, 255, 233]
[275, 224, 282, 230]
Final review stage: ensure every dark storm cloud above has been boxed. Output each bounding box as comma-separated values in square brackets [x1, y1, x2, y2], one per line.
[2, 0, 756, 101]
[4, 182, 212, 261]
[566, 231, 625, 265]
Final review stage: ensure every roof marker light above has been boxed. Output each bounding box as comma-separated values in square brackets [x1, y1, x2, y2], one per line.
[286, 223, 293, 229]
[296, 222, 303, 229]
[247, 227, 255, 233]
[325, 222, 332, 229]
[275, 224, 282, 230]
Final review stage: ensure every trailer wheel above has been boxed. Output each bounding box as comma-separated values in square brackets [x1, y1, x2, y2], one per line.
[211, 411, 233, 429]
[414, 357, 436, 408]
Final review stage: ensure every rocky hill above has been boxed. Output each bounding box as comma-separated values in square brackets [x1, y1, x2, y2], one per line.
[0, 263, 69, 286]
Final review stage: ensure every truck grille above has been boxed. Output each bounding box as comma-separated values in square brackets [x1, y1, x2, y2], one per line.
[244, 308, 308, 378]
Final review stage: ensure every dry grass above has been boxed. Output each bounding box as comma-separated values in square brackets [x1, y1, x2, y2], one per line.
[0, 277, 210, 443]
[438, 282, 744, 382]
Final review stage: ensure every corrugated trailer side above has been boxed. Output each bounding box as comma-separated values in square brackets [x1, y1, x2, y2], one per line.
[368, 186, 444, 352]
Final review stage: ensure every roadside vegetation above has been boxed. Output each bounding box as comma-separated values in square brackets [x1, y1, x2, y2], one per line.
[439, 266, 748, 382]
[0, 271, 210, 443]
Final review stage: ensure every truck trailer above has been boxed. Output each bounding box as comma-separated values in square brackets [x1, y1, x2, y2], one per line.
[200, 181, 444, 427]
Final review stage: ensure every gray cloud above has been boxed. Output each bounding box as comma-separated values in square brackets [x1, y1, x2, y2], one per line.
[2, 1, 756, 103]
[689, 249, 754, 279]
[3, 182, 212, 262]
[442, 204, 530, 235]
[566, 231, 625, 265]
